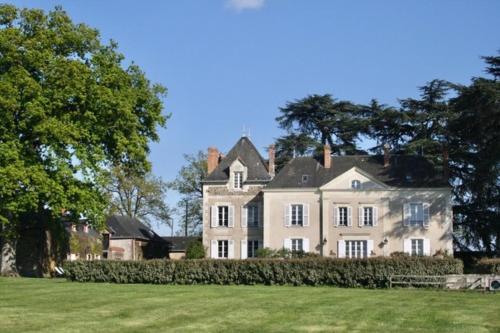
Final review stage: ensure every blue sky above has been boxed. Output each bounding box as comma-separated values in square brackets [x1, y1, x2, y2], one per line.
[10, 0, 500, 234]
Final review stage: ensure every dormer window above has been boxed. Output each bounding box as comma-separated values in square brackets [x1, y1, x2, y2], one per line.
[301, 175, 309, 184]
[234, 171, 243, 189]
[351, 180, 361, 189]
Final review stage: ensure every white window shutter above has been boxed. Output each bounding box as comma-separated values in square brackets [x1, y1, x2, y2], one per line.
[367, 240, 374, 257]
[240, 239, 247, 259]
[403, 238, 411, 255]
[423, 203, 430, 228]
[358, 207, 363, 227]
[333, 206, 338, 227]
[423, 238, 431, 256]
[403, 203, 410, 226]
[211, 240, 218, 258]
[303, 204, 310, 226]
[373, 207, 378, 226]
[283, 238, 291, 250]
[228, 240, 235, 259]
[303, 238, 310, 252]
[284, 204, 290, 227]
[338, 240, 346, 258]
[347, 207, 353, 227]
[241, 206, 247, 228]
[211, 206, 218, 228]
[228, 206, 234, 227]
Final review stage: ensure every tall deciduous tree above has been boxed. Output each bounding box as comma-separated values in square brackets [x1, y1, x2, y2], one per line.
[105, 166, 172, 228]
[0, 5, 168, 274]
[169, 151, 207, 236]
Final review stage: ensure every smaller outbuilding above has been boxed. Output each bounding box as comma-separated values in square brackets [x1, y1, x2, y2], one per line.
[162, 236, 201, 259]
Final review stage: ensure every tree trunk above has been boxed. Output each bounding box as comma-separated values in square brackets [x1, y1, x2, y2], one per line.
[0, 237, 18, 276]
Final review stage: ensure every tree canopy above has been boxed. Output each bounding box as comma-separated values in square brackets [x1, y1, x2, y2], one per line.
[0, 5, 168, 234]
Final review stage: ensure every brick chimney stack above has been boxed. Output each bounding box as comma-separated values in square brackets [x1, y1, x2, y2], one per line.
[207, 147, 220, 175]
[383, 143, 390, 168]
[268, 144, 276, 177]
[324, 144, 331, 169]
[443, 147, 449, 182]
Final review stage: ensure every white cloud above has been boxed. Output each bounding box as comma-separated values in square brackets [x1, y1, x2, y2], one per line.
[226, 0, 265, 12]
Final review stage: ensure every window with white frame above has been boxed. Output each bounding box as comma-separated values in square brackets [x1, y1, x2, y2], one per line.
[218, 240, 229, 258]
[345, 240, 368, 258]
[247, 240, 260, 258]
[411, 239, 424, 256]
[218, 206, 229, 227]
[291, 204, 304, 226]
[338, 207, 348, 226]
[247, 205, 259, 227]
[409, 203, 424, 225]
[351, 179, 361, 189]
[363, 207, 373, 226]
[291, 238, 303, 252]
[234, 171, 243, 189]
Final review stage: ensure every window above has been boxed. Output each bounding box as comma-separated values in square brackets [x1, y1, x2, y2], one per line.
[301, 175, 309, 183]
[234, 171, 243, 189]
[410, 203, 424, 225]
[247, 240, 260, 258]
[218, 240, 229, 258]
[351, 180, 361, 189]
[363, 207, 373, 226]
[338, 207, 348, 226]
[291, 204, 304, 226]
[291, 238, 303, 252]
[218, 206, 229, 227]
[411, 239, 424, 256]
[345, 240, 368, 258]
[247, 205, 259, 227]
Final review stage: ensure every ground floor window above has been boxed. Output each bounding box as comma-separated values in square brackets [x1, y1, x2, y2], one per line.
[247, 240, 260, 258]
[411, 239, 424, 256]
[345, 240, 367, 258]
[218, 240, 228, 258]
[291, 238, 303, 252]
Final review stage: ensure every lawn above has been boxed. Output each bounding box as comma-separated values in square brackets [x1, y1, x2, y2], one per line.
[0, 278, 499, 333]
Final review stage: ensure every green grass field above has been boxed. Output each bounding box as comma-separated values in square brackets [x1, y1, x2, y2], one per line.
[0, 278, 499, 333]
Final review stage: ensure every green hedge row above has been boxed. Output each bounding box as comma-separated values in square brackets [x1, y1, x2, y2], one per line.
[474, 258, 500, 274]
[64, 257, 463, 288]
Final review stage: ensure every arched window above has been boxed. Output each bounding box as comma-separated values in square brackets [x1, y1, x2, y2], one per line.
[351, 180, 361, 189]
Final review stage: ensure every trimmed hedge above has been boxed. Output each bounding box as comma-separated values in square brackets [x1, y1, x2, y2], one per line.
[474, 258, 500, 274]
[64, 257, 463, 288]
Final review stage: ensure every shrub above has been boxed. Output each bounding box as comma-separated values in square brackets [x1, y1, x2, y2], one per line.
[64, 257, 463, 288]
[184, 240, 205, 259]
[256, 247, 321, 259]
[474, 258, 500, 274]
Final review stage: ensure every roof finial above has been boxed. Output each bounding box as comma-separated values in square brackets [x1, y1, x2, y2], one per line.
[242, 125, 247, 138]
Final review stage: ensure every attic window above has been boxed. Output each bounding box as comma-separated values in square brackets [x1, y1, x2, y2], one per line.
[351, 180, 361, 189]
[405, 174, 413, 182]
[301, 175, 310, 184]
[234, 171, 243, 189]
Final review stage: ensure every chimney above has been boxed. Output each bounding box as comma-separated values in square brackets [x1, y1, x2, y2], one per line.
[443, 147, 449, 182]
[207, 147, 219, 175]
[268, 144, 276, 177]
[324, 144, 331, 169]
[383, 143, 390, 168]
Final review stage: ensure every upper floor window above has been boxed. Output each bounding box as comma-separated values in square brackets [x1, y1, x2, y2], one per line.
[338, 207, 349, 226]
[363, 207, 373, 226]
[351, 180, 361, 189]
[218, 206, 229, 227]
[247, 205, 259, 227]
[234, 172, 243, 189]
[409, 203, 424, 225]
[291, 204, 304, 226]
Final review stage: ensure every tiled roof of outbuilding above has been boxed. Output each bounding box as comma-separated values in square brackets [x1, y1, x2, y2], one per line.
[266, 155, 447, 189]
[106, 215, 161, 241]
[204, 137, 271, 183]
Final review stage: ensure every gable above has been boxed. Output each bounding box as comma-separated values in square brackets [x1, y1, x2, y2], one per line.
[320, 167, 388, 190]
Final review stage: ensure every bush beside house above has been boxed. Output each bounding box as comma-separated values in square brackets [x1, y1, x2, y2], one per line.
[64, 257, 463, 287]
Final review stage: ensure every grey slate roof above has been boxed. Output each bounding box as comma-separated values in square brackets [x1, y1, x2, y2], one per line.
[162, 236, 200, 252]
[106, 215, 159, 241]
[267, 155, 447, 189]
[204, 137, 271, 183]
